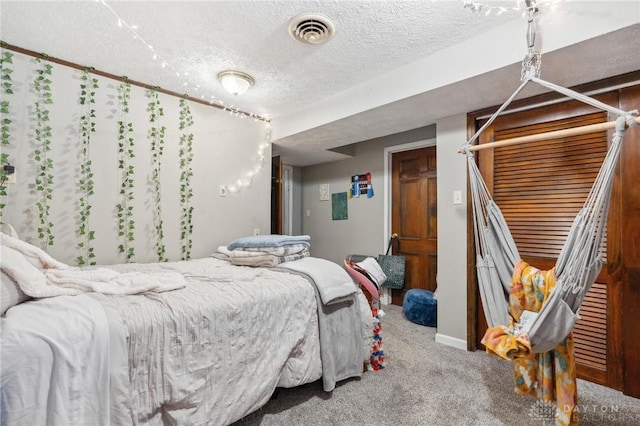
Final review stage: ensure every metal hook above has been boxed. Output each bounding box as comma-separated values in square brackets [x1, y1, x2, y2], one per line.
[520, 0, 541, 81]
[525, 0, 538, 50]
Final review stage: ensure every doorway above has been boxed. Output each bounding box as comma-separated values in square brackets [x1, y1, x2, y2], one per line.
[281, 165, 293, 235]
[385, 141, 438, 306]
[271, 156, 294, 236]
[271, 155, 282, 235]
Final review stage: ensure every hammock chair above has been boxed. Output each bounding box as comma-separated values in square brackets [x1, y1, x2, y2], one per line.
[460, 4, 638, 424]
[462, 81, 638, 356]
[460, 8, 640, 358]
[462, 77, 639, 426]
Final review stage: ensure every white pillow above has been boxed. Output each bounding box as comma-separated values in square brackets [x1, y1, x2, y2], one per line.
[0, 223, 19, 239]
[1, 270, 31, 315]
[356, 257, 387, 287]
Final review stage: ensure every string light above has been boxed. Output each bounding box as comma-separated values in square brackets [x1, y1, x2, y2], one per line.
[98, 0, 267, 121]
[460, 0, 559, 16]
[226, 124, 271, 195]
[97, 0, 271, 194]
[461, 0, 515, 15]
[462, 0, 565, 16]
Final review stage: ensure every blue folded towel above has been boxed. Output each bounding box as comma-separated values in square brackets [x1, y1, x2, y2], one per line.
[227, 234, 310, 250]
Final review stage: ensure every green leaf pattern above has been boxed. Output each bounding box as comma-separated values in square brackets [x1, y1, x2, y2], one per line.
[115, 81, 135, 262]
[147, 89, 167, 262]
[33, 58, 54, 247]
[0, 49, 13, 219]
[178, 98, 195, 260]
[76, 69, 98, 265]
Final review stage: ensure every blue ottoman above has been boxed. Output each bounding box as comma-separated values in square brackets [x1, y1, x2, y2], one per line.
[402, 289, 437, 327]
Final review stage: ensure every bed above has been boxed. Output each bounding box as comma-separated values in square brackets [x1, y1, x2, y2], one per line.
[0, 231, 374, 426]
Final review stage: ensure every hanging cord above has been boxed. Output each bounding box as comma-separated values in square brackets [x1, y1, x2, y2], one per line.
[460, 2, 538, 153]
[556, 114, 637, 300]
[458, 1, 635, 155]
[521, 3, 541, 81]
[531, 77, 631, 117]
[460, 80, 529, 152]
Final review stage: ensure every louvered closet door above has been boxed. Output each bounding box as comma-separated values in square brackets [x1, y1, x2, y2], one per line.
[477, 93, 619, 387]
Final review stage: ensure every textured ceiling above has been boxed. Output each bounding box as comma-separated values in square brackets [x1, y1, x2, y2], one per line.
[0, 1, 520, 117]
[1, 1, 639, 166]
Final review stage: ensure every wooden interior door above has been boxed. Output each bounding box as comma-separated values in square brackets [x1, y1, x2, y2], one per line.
[390, 146, 437, 305]
[474, 92, 622, 389]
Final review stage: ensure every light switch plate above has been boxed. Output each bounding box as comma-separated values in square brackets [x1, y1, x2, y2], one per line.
[453, 190, 462, 205]
[219, 185, 228, 197]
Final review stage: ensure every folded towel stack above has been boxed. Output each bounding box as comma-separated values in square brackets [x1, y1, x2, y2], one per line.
[217, 235, 311, 267]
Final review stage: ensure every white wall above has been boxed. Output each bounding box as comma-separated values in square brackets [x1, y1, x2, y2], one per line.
[301, 126, 436, 265]
[302, 138, 385, 263]
[435, 114, 469, 350]
[1, 50, 271, 265]
[300, 122, 470, 348]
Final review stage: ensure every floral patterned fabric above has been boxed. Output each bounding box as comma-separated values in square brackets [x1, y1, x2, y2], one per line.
[370, 308, 385, 371]
[481, 260, 578, 426]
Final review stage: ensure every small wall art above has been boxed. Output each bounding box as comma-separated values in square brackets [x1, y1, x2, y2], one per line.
[350, 172, 374, 198]
[331, 192, 348, 220]
[319, 183, 330, 201]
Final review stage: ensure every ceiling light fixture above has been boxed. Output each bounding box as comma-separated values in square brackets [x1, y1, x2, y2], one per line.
[218, 70, 254, 96]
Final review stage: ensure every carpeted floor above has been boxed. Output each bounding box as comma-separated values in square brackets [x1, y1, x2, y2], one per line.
[233, 304, 640, 426]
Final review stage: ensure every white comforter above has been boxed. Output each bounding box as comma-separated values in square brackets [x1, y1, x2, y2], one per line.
[1, 257, 368, 426]
[1, 294, 111, 425]
[92, 258, 328, 426]
[0, 232, 185, 297]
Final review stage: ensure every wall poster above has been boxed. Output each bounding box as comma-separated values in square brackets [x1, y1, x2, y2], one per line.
[350, 172, 374, 198]
[331, 192, 348, 220]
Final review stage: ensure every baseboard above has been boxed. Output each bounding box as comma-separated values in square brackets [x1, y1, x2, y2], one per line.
[435, 333, 467, 351]
[380, 288, 392, 305]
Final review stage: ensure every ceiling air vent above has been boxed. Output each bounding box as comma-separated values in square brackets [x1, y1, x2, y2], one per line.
[288, 13, 335, 45]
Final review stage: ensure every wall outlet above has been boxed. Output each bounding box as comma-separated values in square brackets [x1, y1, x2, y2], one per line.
[253, 228, 260, 236]
[219, 185, 228, 197]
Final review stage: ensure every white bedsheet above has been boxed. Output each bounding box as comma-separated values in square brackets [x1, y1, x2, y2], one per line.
[1, 294, 111, 426]
[90, 258, 323, 426]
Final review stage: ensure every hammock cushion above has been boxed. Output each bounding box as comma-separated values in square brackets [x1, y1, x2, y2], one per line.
[482, 260, 577, 426]
[402, 289, 437, 327]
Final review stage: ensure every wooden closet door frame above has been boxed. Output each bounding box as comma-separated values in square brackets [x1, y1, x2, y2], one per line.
[465, 71, 640, 391]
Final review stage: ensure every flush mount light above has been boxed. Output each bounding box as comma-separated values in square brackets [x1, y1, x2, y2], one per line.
[218, 70, 254, 96]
